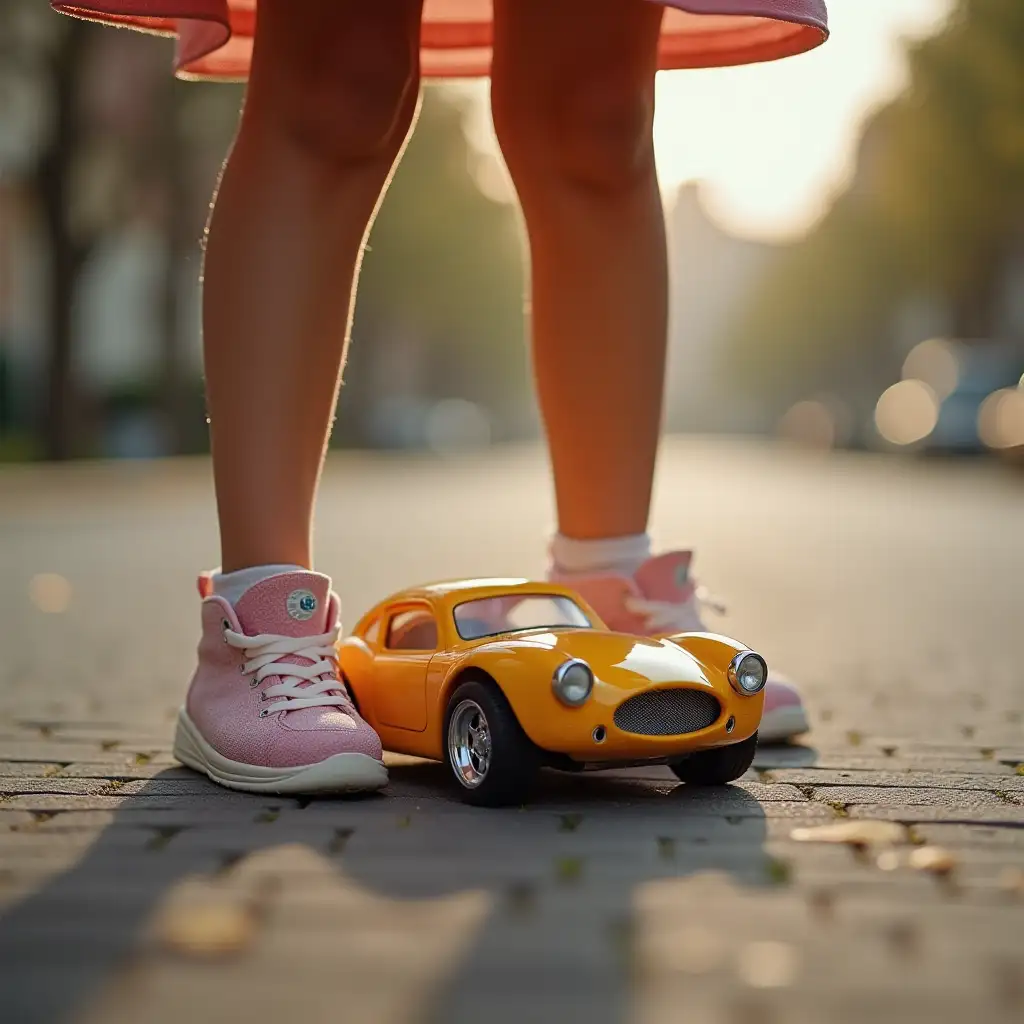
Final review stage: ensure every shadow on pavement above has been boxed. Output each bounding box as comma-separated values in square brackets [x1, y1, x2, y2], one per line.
[0, 762, 774, 1024]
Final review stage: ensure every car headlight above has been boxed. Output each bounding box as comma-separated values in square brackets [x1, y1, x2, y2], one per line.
[552, 659, 594, 707]
[728, 651, 768, 695]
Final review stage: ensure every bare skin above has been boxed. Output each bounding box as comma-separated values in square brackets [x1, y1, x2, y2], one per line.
[203, 0, 424, 571]
[493, 0, 668, 542]
[203, 0, 667, 571]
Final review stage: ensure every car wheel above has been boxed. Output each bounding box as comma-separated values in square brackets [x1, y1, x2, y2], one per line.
[669, 732, 758, 786]
[444, 678, 538, 807]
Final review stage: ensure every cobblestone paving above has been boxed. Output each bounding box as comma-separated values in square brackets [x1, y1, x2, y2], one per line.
[1, 441, 1022, 1023]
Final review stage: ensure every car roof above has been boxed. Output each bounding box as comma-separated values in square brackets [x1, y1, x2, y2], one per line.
[385, 578, 576, 606]
[351, 578, 603, 637]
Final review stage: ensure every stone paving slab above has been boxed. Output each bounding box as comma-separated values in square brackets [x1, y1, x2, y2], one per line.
[770, 768, 1024, 791]
[846, 803, 1024, 824]
[1, 446, 1023, 1023]
[807, 785, 1013, 808]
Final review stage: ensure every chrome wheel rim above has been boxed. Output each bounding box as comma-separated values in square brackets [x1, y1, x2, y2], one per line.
[448, 699, 492, 789]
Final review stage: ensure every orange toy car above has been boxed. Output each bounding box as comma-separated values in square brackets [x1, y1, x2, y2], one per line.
[338, 578, 767, 806]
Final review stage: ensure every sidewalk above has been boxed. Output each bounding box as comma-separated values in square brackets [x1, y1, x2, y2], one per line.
[1, 441, 1022, 1023]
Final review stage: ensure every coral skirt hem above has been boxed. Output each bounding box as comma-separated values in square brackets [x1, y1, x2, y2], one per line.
[53, 1, 828, 80]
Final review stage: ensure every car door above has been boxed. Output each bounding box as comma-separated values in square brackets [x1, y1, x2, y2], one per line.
[372, 603, 437, 732]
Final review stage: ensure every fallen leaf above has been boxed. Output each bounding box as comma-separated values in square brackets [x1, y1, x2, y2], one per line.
[737, 940, 800, 989]
[29, 574, 72, 614]
[791, 821, 908, 848]
[908, 846, 957, 876]
[156, 902, 257, 958]
[876, 850, 902, 872]
[999, 868, 1024, 897]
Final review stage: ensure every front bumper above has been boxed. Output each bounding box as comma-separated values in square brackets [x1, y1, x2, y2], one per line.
[517, 680, 764, 763]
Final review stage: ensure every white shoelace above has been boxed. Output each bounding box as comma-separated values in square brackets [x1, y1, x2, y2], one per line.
[625, 586, 728, 635]
[223, 624, 353, 716]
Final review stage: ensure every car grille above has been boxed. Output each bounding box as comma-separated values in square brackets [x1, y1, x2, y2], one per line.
[613, 688, 721, 737]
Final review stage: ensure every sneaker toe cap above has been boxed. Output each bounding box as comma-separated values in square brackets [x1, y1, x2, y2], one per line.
[275, 708, 383, 763]
[763, 672, 803, 713]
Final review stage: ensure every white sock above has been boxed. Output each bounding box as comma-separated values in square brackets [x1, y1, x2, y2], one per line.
[212, 564, 305, 605]
[549, 533, 652, 580]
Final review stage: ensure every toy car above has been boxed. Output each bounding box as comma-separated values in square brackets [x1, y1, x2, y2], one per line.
[338, 578, 767, 806]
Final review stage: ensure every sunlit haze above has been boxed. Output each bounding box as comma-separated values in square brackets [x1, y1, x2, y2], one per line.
[653, 0, 954, 239]
[460, 1, 954, 242]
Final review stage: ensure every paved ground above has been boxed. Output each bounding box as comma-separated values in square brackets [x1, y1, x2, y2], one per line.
[1, 438, 1022, 1024]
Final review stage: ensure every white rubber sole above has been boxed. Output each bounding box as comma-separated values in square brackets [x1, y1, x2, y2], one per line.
[759, 704, 810, 744]
[172, 708, 388, 795]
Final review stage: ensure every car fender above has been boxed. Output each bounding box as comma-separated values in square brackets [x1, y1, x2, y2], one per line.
[438, 644, 566, 747]
[661, 632, 767, 710]
[661, 631, 752, 671]
[337, 636, 378, 722]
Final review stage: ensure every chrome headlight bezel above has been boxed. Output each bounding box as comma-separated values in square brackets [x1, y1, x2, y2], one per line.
[552, 659, 594, 707]
[728, 651, 768, 696]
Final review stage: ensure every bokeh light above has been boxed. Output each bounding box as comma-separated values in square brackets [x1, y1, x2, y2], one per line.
[28, 573, 73, 613]
[901, 338, 960, 401]
[978, 389, 1024, 451]
[874, 380, 939, 446]
[777, 400, 837, 451]
[425, 399, 492, 454]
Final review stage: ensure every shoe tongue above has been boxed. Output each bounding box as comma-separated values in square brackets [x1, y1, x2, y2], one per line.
[634, 551, 696, 602]
[233, 571, 331, 637]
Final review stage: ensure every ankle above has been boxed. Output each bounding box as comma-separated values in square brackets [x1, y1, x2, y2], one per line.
[549, 533, 651, 580]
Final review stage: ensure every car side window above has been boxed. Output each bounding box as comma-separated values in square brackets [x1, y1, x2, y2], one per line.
[385, 608, 438, 651]
[362, 617, 380, 645]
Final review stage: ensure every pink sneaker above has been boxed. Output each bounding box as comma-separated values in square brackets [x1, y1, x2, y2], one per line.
[555, 552, 809, 744]
[172, 570, 388, 794]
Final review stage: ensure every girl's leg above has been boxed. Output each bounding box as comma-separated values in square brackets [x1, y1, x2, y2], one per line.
[491, 0, 666, 542]
[204, 0, 423, 572]
[491, 3, 809, 742]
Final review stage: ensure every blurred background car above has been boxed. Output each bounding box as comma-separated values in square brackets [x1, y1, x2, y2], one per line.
[871, 338, 1024, 455]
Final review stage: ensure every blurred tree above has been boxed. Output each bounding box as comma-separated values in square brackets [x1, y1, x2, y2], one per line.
[724, 0, 1024, 407]
[877, 0, 1024, 336]
[0, 8, 93, 459]
[2, 8, 522, 458]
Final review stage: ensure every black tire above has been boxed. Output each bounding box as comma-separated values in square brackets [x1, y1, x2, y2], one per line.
[443, 678, 539, 807]
[669, 732, 758, 786]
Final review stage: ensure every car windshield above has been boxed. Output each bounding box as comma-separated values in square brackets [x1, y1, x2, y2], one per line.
[453, 594, 591, 641]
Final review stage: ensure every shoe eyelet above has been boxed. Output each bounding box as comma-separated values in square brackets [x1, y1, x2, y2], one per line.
[222, 619, 231, 642]
[249, 678, 259, 688]
[259, 708, 269, 718]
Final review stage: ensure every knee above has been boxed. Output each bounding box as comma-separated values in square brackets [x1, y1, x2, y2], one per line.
[248, 16, 419, 170]
[494, 75, 655, 195]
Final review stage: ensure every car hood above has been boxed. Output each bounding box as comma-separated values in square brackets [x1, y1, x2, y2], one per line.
[470, 629, 710, 692]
